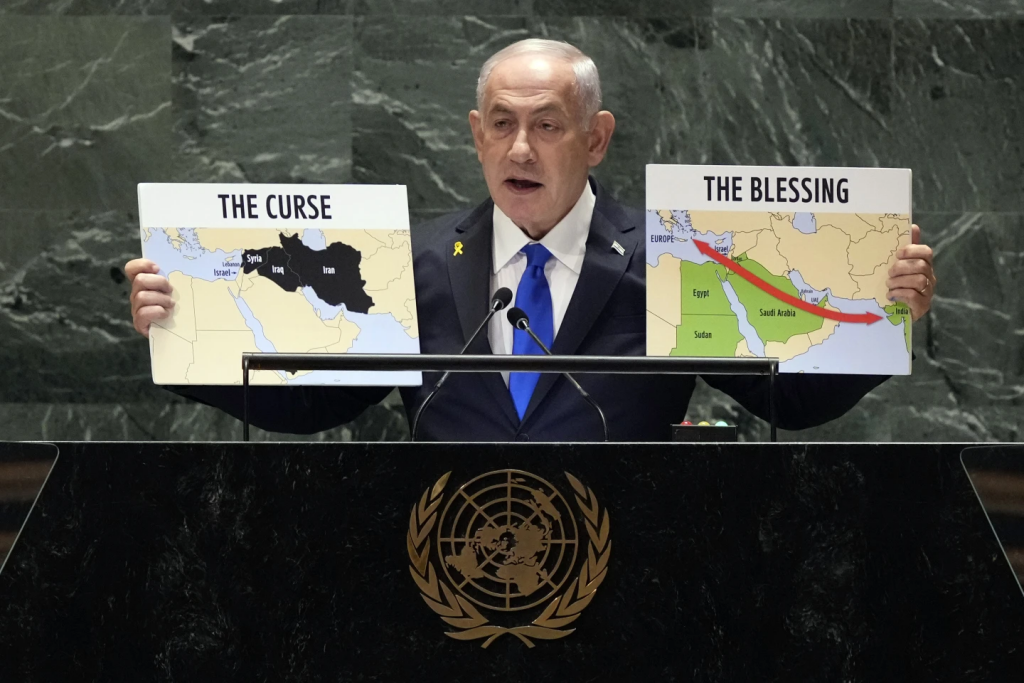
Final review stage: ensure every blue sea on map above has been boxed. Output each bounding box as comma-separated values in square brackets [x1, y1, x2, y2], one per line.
[234, 288, 420, 386]
[788, 270, 828, 305]
[720, 280, 766, 356]
[646, 210, 733, 267]
[301, 229, 327, 250]
[224, 291, 287, 381]
[300, 288, 416, 354]
[232, 295, 277, 353]
[143, 228, 242, 280]
[792, 213, 817, 234]
[290, 287, 420, 386]
[781, 295, 910, 374]
[301, 288, 346, 321]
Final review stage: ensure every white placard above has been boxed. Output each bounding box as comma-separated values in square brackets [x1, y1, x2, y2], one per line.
[647, 164, 911, 214]
[138, 183, 409, 230]
[138, 182, 420, 387]
[645, 164, 913, 375]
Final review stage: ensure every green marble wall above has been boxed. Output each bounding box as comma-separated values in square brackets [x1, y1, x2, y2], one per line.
[0, 0, 1021, 442]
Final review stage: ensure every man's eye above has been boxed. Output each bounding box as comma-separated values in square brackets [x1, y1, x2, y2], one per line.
[541, 122, 558, 132]
[494, 120, 510, 129]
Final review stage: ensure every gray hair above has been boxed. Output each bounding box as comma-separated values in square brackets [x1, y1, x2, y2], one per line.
[475, 39, 603, 129]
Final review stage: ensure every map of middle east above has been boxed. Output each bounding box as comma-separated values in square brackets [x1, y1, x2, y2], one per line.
[143, 226, 419, 385]
[646, 210, 913, 374]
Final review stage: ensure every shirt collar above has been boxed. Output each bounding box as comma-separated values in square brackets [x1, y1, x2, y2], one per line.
[492, 181, 595, 275]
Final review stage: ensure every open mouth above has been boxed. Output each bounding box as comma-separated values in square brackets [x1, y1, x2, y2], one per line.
[504, 177, 543, 193]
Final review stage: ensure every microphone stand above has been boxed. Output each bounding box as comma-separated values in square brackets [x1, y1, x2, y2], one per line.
[410, 302, 503, 442]
[516, 322, 610, 443]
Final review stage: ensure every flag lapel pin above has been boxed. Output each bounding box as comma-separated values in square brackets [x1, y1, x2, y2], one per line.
[611, 240, 625, 256]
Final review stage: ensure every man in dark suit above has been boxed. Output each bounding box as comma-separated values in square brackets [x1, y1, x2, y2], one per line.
[124, 39, 936, 441]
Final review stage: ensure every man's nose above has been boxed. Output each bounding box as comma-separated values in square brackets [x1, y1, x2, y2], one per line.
[508, 129, 535, 164]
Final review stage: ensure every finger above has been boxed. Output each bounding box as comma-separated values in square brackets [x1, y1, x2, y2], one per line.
[912, 223, 921, 245]
[888, 288, 930, 321]
[134, 305, 173, 338]
[130, 273, 173, 297]
[886, 273, 930, 293]
[125, 259, 159, 282]
[888, 258, 935, 278]
[131, 290, 175, 314]
[137, 304, 173, 323]
[895, 243, 933, 263]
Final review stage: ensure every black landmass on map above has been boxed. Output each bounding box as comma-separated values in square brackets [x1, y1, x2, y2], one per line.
[241, 233, 374, 313]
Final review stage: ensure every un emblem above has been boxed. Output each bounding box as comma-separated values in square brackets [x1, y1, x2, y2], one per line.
[407, 469, 611, 648]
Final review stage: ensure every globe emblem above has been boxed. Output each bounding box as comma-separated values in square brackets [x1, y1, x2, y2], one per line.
[437, 470, 579, 611]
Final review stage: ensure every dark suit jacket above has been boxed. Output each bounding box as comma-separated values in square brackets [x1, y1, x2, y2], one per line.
[174, 179, 887, 441]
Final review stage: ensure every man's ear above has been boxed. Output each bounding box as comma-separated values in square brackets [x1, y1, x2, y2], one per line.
[587, 111, 616, 167]
[469, 110, 485, 163]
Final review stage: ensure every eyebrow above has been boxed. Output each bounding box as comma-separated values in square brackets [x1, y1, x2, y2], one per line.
[488, 102, 568, 118]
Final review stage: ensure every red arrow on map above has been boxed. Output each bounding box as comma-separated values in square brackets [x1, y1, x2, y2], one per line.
[693, 240, 882, 325]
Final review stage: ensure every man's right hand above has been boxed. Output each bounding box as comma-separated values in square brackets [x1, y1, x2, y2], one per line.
[126, 258, 174, 338]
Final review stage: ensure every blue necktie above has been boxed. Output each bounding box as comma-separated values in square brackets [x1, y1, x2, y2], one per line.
[509, 243, 554, 420]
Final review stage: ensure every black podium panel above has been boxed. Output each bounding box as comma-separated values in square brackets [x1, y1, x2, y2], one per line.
[0, 443, 58, 571]
[0, 442, 1020, 681]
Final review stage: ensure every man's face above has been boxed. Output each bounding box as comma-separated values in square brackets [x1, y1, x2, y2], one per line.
[469, 54, 614, 238]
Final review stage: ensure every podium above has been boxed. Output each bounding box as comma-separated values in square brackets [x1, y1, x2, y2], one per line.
[0, 441, 1021, 681]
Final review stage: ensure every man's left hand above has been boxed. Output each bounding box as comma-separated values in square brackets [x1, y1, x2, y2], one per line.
[886, 224, 935, 321]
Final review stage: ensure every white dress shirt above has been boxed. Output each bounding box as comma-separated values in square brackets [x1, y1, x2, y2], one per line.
[488, 182, 596, 385]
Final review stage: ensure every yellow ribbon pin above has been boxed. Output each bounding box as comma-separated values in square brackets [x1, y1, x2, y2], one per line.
[453, 241, 464, 256]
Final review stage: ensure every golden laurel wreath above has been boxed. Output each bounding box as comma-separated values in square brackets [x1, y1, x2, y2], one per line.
[407, 471, 612, 648]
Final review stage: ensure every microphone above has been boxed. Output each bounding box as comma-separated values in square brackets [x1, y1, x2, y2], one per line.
[410, 287, 513, 441]
[505, 307, 609, 442]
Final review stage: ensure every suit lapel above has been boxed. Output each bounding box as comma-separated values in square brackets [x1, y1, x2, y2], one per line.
[551, 208, 638, 356]
[445, 201, 520, 427]
[520, 185, 639, 425]
[447, 203, 494, 348]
